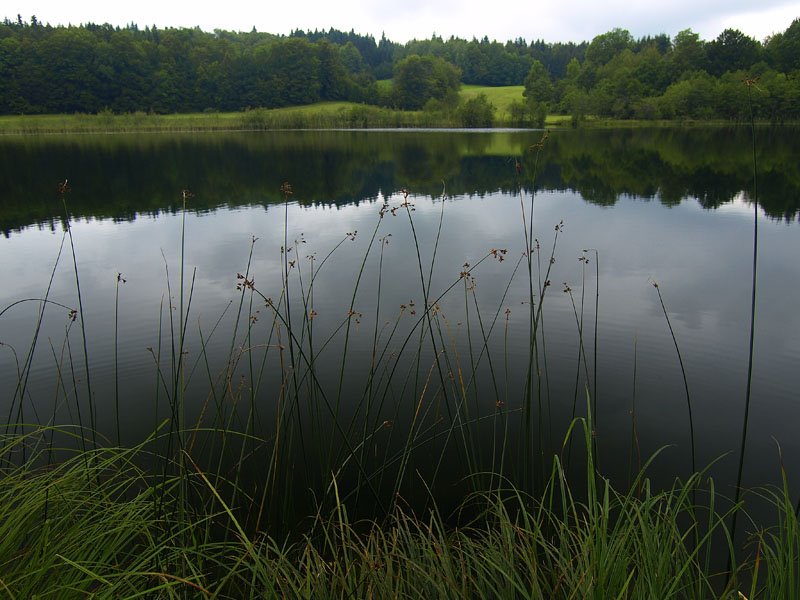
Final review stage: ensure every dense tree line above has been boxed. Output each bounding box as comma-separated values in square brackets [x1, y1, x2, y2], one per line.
[520, 23, 800, 123]
[0, 19, 380, 113]
[1, 15, 800, 120]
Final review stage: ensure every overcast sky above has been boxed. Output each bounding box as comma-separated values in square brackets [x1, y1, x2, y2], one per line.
[8, 0, 800, 44]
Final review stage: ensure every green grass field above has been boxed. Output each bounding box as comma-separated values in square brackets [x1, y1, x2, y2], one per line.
[0, 103, 437, 133]
[377, 80, 525, 114]
[460, 84, 526, 119]
[0, 87, 580, 134]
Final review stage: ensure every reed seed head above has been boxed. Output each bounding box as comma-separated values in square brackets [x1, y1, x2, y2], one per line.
[235, 273, 255, 290]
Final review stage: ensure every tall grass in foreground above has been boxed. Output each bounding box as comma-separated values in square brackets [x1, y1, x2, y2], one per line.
[2, 418, 799, 598]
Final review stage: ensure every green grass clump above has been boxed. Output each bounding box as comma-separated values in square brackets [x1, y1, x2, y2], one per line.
[0, 429, 201, 597]
[3, 420, 798, 598]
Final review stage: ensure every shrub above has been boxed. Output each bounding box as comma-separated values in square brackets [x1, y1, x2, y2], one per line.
[458, 93, 496, 127]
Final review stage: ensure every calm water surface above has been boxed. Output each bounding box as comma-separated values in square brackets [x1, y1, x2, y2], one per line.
[1, 128, 799, 512]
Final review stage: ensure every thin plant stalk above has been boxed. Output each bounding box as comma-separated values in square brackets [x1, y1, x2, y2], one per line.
[60, 183, 97, 453]
[628, 334, 641, 493]
[651, 280, 696, 476]
[730, 77, 761, 566]
[519, 131, 549, 492]
[584, 248, 599, 443]
[114, 272, 125, 446]
[564, 279, 592, 470]
[3, 230, 69, 446]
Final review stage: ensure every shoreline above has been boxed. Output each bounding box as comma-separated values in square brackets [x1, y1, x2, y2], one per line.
[0, 107, 776, 136]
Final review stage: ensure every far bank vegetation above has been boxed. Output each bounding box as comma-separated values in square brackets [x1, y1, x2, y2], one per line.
[2, 16, 800, 126]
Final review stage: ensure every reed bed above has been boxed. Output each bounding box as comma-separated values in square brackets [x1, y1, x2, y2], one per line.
[0, 104, 456, 135]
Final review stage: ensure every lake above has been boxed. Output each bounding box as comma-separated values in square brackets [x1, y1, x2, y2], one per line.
[1, 127, 799, 523]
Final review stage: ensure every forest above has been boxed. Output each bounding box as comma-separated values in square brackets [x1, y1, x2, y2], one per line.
[1, 14, 799, 121]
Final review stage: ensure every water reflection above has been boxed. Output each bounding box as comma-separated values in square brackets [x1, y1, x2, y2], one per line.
[0, 129, 799, 521]
[1, 127, 798, 237]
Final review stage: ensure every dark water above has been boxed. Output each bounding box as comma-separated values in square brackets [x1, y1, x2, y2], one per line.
[1, 128, 799, 519]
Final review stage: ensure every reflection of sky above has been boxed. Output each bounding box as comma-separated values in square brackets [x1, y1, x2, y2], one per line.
[715, 191, 763, 218]
[2, 167, 799, 499]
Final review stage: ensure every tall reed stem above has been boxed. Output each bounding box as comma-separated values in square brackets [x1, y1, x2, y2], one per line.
[652, 281, 696, 476]
[520, 132, 548, 492]
[114, 272, 125, 446]
[730, 78, 760, 562]
[60, 183, 97, 452]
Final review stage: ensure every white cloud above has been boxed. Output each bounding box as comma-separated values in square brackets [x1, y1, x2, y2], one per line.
[13, 0, 800, 43]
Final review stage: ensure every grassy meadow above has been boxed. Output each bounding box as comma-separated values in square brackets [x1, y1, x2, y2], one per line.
[0, 85, 574, 134]
[461, 84, 525, 121]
